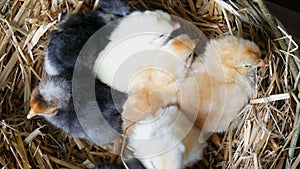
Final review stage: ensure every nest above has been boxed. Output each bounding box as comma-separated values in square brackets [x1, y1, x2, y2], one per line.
[0, 0, 299, 168]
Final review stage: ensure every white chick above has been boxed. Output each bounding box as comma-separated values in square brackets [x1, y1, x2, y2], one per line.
[128, 106, 206, 169]
[93, 10, 180, 93]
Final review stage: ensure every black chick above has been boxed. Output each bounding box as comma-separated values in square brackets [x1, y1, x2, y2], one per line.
[93, 158, 145, 169]
[44, 0, 129, 75]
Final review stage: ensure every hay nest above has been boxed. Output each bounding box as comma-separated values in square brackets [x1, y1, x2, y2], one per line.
[0, 0, 299, 168]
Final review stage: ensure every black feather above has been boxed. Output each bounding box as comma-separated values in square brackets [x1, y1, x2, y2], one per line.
[97, 0, 130, 16]
[45, 11, 108, 75]
[93, 158, 145, 169]
[43, 73, 127, 143]
[45, 0, 129, 75]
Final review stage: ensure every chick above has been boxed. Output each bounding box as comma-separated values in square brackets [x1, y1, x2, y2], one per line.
[128, 106, 206, 169]
[121, 34, 198, 132]
[28, 72, 127, 143]
[93, 10, 180, 93]
[181, 35, 267, 133]
[44, 0, 129, 75]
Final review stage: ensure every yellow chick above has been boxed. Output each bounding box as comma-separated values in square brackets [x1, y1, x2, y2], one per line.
[181, 35, 267, 133]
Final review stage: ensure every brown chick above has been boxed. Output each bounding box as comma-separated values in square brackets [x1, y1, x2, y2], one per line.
[180, 35, 267, 134]
[121, 34, 198, 132]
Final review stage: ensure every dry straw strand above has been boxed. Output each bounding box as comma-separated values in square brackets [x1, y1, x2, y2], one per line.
[0, 0, 299, 168]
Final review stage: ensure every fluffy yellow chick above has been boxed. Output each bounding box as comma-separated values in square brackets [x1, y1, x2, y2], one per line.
[181, 35, 267, 133]
[128, 106, 206, 169]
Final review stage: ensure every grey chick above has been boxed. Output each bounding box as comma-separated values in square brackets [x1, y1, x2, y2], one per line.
[28, 71, 127, 142]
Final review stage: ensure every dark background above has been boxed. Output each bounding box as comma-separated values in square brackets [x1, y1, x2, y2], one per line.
[266, 0, 299, 13]
[266, 0, 300, 40]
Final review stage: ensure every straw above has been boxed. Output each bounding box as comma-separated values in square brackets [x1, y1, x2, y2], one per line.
[0, 0, 299, 168]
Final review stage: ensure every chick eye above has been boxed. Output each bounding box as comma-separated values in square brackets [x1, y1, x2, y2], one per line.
[159, 34, 164, 38]
[244, 64, 252, 68]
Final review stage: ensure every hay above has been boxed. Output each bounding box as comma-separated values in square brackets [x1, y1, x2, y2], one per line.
[0, 0, 299, 168]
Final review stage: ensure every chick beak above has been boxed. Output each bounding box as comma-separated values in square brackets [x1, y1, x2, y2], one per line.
[257, 59, 268, 67]
[27, 109, 38, 119]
